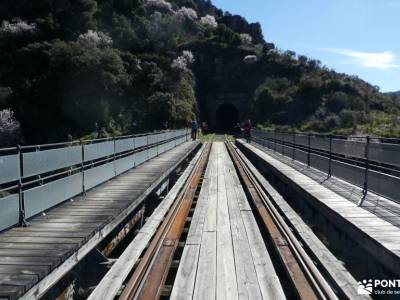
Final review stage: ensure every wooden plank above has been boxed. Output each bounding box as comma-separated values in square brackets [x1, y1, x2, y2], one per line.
[215, 144, 238, 300]
[222, 155, 263, 300]
[193, 231, 217, 300]
[0, 274, 38, 291]
[204, 144, 218, 232]
[31, 215, 112, 223]
[0, 236, 82, 245]
[185, 170, 211, 245]
[0, 231, 92, 238]
[26, 222, 99, 229]
[0, 243, 74, 251]
[0, 249, 67, 258]
[0, 256, 59, 267]
[241, 210, 285, 300]
[0, 285, 22, 300]
[170, 245, 200, 300]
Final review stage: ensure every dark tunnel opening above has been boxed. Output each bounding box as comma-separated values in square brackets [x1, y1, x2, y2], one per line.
[216, 103, 239, 131]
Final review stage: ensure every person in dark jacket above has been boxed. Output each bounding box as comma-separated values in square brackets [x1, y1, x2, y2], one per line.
[243, 119, 252, 143]
[191, 120, 198, 140]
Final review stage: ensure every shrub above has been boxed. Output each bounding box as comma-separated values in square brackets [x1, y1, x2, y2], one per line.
[0, 109, 22, 146]
[145, 0, 173, 13]
[78, 30, 113, 47]
[239, 33, 252, 45]
[171, 50, 195, 70]
[0, 20, 36, 36]
[200, 15, 217, 28]
[175, 7, 198, 20]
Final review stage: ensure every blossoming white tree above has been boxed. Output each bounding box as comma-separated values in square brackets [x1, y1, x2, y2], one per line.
[239, 33, 253, 45]
[146, 0, 173, 12]
[175, 7, 198, 21]
[78, 30, 113, 47]
[0, 109, 21, 146]
[0, 20, 37, 36]
[171, 50, 195, 70]
[200, 15, 218, 29]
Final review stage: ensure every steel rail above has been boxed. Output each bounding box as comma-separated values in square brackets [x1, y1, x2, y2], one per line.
[118, 143, 211, 300]
[226, 142, 339, 300]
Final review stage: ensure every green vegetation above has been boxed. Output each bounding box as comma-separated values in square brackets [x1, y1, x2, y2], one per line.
[0, 0, 399, 146]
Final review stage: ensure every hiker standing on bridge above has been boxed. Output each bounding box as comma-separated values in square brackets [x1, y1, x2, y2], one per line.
[191, 120, 198, 140]
[243, 119, 252, 143]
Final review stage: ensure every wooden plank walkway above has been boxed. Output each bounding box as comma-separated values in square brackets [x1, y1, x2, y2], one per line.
[232, 143, 368, 299]
[238, 139, 400, 276]
[88, 144, 205, 300]
[171, 142, 285, 300]
[0, 141, 199, 300]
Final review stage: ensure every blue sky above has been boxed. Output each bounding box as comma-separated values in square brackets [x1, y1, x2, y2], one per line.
[212, 0, 400, 92]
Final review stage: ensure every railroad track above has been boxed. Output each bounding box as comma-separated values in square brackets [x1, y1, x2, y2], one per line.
[226, 142, 338, 300]
[119, 143, 211, 299]
[88, 140, 357, 300]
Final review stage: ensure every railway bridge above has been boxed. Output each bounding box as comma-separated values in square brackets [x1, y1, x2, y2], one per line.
[0, 129, 400, 299]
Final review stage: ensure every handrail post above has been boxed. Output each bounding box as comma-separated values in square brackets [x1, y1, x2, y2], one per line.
[274, 130, 277, 152]
[17, 145, 27, 227]
[81, 140, 86, 196]
[328, 134, 332, 178]
[292, 132, 295, 160]
[113, 136, 117, 176]
[359, 136, 370, 206]
[307, 134, 311, 167]
[147, 134, 150, 160]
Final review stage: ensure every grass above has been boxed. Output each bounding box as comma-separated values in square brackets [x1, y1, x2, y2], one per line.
[199, 132, 235, 142]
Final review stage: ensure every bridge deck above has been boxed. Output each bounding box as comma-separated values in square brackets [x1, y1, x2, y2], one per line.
[171, 142, 285, 300]
[0, 141, 199, 300]
[238, 139, 400, 276]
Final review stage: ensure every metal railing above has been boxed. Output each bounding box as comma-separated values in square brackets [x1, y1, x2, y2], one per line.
[251, 129, 400, 205]
[0, 129, 190, 231]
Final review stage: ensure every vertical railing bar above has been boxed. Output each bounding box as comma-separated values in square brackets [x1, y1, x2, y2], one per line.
[328, 135, 332, 178]
[147, 134, 149, 160]
[17, 145, 27, 227]
[292, 132, 295, 160]
[113, 136, 117, 176]
[359, 136, 370, 206]
[274, 129, 277, 152]
[81, 140, 86, 196]
[133, 136, 136, 168]
[307, 134, 311, 167]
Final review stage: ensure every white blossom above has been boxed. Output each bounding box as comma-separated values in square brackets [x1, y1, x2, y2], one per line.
[171, 50, 195, 70]
[243, 55, 258, 64]
[0, 20, 37, 36]
[182, 50, 194, 64]
[0, 109, 21, 145]
[239, 33, 252, 45]
[175, 7, 198, 20]
[171, 56, 187, 70]
[200, 15, 218, 29]
[78, 30, 113, 47]
[146, 0, 173, 12]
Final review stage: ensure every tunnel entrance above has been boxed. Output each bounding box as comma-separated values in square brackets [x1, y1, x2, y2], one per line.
[216, 103, 239, 131]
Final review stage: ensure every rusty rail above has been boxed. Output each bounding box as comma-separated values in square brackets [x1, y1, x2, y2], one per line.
[119, 143, 212, 300]
[226, 142, 338, 300]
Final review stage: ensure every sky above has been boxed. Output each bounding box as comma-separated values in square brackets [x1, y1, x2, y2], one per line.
[212, 0, 400, 92]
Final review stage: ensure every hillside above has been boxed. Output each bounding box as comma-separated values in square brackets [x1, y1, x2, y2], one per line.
[0, 0, 399, 146]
